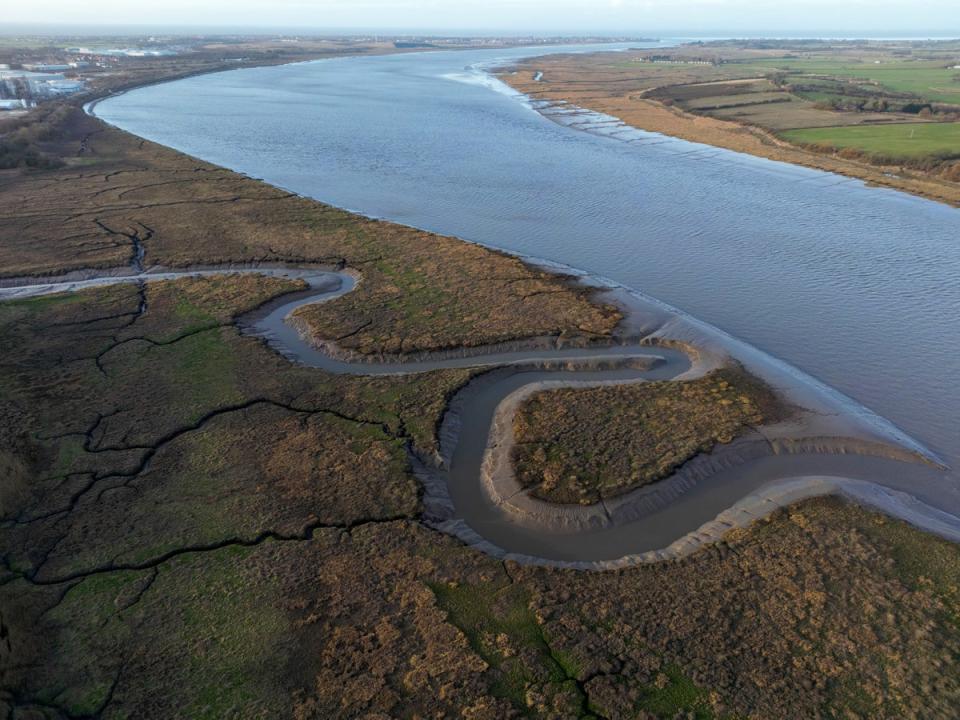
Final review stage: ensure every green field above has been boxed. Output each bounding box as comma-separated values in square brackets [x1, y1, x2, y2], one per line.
[736, 59, 960, 105]
[782, 122, 960, 159]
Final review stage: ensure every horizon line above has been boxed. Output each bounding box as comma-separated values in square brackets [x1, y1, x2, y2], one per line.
[2, 22, 959, 40]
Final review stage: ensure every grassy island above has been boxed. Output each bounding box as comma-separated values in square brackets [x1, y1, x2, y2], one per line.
[512, 368, 784, 504]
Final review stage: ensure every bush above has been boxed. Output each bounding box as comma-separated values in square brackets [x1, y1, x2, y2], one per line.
[941, 162, 960, 182]
[0, 104, 73, 170]
[0, 138, 65, 170]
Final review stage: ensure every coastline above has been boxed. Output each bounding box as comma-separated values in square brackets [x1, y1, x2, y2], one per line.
[80, 77, 951, 467]
[67, 63, 959, 565]
[4, 262, 954, 569]
[497, 60, 960, 208]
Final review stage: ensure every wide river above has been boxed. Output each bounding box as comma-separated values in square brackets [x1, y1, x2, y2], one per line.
[95, 43, 960, 518]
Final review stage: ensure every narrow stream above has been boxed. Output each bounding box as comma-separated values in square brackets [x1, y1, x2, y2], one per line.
[89, 44, 960, 515]
[4, 267, 954, 564]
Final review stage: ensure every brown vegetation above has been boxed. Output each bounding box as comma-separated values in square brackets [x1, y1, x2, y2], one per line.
[6, 460, 960, 719]
[512, 368, 784, 504]
[0, 106, 620, 355]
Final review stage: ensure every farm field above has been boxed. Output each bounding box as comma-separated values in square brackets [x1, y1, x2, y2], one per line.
[646, 76, 916, 130]
[503, 39, 960, 203]
[733, 58, 960, 105]
[783, 122, 960, 159]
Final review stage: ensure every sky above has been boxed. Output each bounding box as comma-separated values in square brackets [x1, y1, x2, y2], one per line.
[4, 0, 959, 36]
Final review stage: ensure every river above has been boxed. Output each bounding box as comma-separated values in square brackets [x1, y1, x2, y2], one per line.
[93, 43, 960, 525]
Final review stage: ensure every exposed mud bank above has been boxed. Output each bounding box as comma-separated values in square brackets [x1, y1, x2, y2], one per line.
[0, 262, 341, 297]
[3, 262, 952, 566]
[432, 475, 960, 570]
[481, 416, 938, 535]
[287, 311, 628, 368]
[528, 254, 944, 467]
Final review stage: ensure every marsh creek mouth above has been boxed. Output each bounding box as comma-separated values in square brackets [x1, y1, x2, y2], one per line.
[3, 265, 957, 567]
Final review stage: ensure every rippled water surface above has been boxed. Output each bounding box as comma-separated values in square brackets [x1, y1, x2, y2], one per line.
[96, 44, 960, 510]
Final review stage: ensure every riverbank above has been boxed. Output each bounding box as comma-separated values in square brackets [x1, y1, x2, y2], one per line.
[3, 52, 951, 559]
[3, 43, 960, 719]
[85, 45, 960, 493]
[498, 56, 960, 207]
[0, 261, 952, 568]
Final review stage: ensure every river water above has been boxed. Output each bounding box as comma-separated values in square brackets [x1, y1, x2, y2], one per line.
[94, 43, 960, 518]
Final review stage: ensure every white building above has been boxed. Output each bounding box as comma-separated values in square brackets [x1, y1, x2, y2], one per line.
[66, 46, 176, 58]
[45, 79, 85, 95]
[0, 70, 85, 99]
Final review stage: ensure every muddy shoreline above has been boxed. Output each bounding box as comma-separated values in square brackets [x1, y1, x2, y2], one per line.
[2, 262, 953, 567]
[21, 56, 946, 562]
[496, 61, 960, 208]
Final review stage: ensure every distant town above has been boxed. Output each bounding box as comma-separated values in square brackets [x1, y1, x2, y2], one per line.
[0, 41, 184, 111]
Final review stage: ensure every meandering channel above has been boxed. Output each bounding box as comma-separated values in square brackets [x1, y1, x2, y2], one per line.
[89, 44, 960, 538]
[3, 265, 958, 567]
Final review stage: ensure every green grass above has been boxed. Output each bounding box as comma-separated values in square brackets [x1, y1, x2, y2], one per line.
[638, 666, 714, 718]
[173, 293, 217, 333]
[852, 507, 960, 627]
[41, 570, 149, 714]
[782, 122, 960, 159]
[174, 546, 286, 719]
[167, 329, 244, 420]
[735, 58, 960, 105]
[50, 435, 86, 476]
[429, 579, 582, 711]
